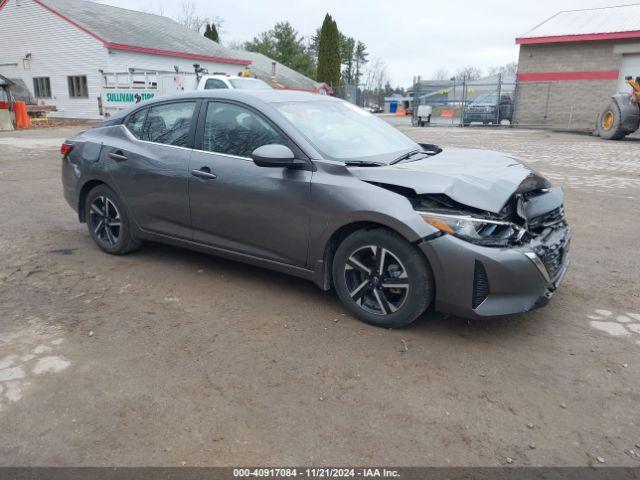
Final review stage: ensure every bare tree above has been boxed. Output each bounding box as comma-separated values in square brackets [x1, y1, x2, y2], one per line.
[487, 62, 518, 77]
[362, 58, 388, 106]
[363, 59, 386, 91]
[178, 0, 208, 33]
[455, 66, 482, 81]
[432, 68, 450, 81]
[211, 15, 225, 34]
[224, 40, 246, 51]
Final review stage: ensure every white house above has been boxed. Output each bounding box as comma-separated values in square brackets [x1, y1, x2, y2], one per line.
[0, 0, 254, 118]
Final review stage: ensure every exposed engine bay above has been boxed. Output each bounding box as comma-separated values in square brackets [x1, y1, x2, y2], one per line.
[349, 145, 569, 255]
[411, 185, 567, 248]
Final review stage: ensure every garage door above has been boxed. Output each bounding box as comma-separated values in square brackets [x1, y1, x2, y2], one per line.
[618, 54, 640, 92]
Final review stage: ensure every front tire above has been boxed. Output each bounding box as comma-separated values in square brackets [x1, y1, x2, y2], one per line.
[84, 185, 140, 255]
[332, 229, 434, 328]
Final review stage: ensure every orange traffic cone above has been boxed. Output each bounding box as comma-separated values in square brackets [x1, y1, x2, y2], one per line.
[14, 101, 32, 128]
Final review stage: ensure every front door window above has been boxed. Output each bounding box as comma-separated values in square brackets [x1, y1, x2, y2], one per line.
[203, 102, 286, 157]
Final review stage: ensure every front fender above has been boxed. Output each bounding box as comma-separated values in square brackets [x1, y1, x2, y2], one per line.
[306, 165, 440, 287]
[309, 209, 439, 290]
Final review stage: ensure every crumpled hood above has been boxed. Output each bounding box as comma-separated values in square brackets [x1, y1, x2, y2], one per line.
[350, 148, 548, 213]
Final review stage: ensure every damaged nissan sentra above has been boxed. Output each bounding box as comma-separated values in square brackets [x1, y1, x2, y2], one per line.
[61, 90, 570, 328]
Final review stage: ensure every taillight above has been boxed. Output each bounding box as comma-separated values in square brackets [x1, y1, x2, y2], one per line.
[60, 143, 74, 157]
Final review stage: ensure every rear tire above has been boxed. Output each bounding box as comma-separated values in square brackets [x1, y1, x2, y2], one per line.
[597, 100, 627, 140]
[84, 185, 141, 255]
[332, 228, 434, 328]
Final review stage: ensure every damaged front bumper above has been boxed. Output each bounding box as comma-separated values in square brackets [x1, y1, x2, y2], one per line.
[418, 224, 571, 319]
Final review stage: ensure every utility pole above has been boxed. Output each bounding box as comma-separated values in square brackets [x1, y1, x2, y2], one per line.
[495, 73, 502, 125]
[412, 75, 421, 125]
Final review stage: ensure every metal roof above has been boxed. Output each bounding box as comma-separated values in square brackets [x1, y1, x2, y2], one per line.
[34, 0, 250, 64]
[236, 50, 331, 93]
[28, 0, 326, 91]
[517, 3, 640, 44]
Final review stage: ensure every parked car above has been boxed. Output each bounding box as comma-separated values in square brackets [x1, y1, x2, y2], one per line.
[197, 74, 272, 90]
[364, 105, 383, 114]
[61, 90, 570, 328]
[463, 93, 513, 126]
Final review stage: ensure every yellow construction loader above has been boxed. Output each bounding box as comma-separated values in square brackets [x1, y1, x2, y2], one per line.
[596, 76, 640, 140]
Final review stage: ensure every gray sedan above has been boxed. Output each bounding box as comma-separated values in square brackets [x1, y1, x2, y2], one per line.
[61, 90, 570, 328]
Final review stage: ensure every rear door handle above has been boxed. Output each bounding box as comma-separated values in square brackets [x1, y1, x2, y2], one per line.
[108, 151, 128, 161]
[191, 167, 217, 180]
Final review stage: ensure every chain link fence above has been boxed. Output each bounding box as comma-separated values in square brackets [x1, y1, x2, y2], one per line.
[409, 74, 517, 127]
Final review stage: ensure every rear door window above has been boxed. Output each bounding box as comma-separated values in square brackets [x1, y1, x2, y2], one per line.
[142, 102, 197, 147]
[125, 108, 147, 139]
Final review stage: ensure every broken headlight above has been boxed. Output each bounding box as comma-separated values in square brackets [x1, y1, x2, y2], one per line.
[418, 211, 526, 246]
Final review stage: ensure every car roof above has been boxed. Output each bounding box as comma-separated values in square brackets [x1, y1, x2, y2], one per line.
[107, 89, 339, 122]
[153, 89, 337, 105]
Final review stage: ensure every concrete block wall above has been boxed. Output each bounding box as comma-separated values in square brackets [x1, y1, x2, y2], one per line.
[514, 41, 624, 130]
[514, 79, 617, 129]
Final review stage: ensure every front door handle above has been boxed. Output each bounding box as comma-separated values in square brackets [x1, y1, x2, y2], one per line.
[191, 167, 217, 180]
[108, 151, 128, 161]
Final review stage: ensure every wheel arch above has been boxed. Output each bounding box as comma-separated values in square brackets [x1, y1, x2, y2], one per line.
[77, 179, 107, 222]
[318, 220, 423, 291]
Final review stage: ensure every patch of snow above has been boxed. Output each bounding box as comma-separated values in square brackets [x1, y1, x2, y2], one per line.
[32, 356, 71, 375]
[0, 366, 26, 382]
[589, 321, 630, 337]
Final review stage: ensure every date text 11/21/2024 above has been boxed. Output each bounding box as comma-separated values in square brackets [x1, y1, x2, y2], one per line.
[233, 468, 401, 478]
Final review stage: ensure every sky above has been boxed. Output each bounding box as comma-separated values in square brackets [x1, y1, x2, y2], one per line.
[98, 0, 631, 87]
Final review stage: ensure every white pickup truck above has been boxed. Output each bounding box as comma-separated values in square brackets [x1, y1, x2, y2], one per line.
[100, 71, 271, 116]
[196, 74, 271, 90]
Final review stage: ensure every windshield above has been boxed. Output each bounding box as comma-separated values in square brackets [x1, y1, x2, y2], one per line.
[471, 94, 498, 106]
[229, 78, 272, 89]
[274, 100, 418, 162]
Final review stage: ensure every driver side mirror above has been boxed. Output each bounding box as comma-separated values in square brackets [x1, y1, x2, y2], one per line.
[251, 144, 297, 168]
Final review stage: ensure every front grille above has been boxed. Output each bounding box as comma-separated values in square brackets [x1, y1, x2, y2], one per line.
[472, 260, 490, 309]
[529, 207, 565, 233]
[543, 246, 565, 280]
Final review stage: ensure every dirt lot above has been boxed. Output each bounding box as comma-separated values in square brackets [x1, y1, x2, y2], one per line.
[1, 122, 639, 467]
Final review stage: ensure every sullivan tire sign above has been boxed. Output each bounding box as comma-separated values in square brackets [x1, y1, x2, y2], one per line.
[103, 90, 155, 105]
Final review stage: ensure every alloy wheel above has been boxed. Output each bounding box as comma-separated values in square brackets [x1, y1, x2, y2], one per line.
[89, 196, 121, 247]
[343, 245, 410, 315]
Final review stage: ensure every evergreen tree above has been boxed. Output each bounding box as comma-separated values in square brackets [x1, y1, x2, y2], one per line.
[316, 14, 341, 88]
[354, 40, 368, 85]
[340, 34, 356, 85]
[204, 22, 219, 42]
[245, 22, 315, 79]
[209, 23, 219, 42]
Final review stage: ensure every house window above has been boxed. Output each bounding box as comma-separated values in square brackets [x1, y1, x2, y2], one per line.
[67, 75, 88, 98]
[33, 77, 51, 98]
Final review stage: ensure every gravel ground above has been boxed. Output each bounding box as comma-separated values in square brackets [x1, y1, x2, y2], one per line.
[0, 122, 639, 467]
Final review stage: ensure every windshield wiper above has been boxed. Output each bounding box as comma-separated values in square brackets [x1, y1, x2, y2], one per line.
[390, 149, 427, 165]
[344, 160, 385, 167]
[391, 144, 442, 165]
